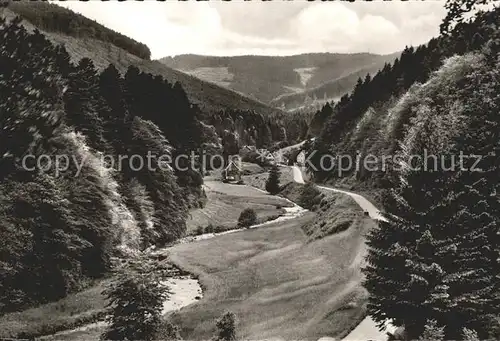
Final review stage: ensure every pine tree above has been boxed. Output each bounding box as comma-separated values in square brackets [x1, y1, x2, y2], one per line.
[101, 261, 170, 341]
[265, 165, 281, 195]
[64, 57, 106, 150]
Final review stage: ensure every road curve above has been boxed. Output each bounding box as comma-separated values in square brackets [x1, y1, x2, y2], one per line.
[289, 165, 394, 341]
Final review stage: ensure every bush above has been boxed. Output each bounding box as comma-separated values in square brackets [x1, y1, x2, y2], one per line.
[213, 311, 237, 341]
[8, 1, 151, 59]
[237, 208, 257, 228]
[298, 182, 322, 210]
[205, 224, 215, 234]
[213, 225, 225, 233]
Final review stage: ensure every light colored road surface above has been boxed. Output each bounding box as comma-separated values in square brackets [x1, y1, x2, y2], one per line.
[289, 165, 394, 341]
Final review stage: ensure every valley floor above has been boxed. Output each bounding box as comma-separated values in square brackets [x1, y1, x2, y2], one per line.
[165, 179, 372, 340]
[0, 163, 385, 341]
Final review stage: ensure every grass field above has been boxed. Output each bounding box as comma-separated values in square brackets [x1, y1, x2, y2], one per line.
[242, 165, 294, 191]
[186, 180, 292, 233]
[0, 279, 109, 339]
[1, 171, 374, 341]
[166, 180, 374, 340]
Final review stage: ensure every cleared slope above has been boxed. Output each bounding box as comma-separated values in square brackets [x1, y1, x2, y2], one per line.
[159, 53, 399, 106]
[3, 7, 283, 117]
[271, 53, 400, 112]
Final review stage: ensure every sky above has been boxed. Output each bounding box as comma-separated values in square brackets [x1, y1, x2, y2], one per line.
[59, 0, 447, 59]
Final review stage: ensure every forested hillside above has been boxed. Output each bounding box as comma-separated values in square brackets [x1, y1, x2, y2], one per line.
[160, 52, 397, 109]
[269, 55, 399, 113]
[6, 0, 151, 59]
[3, 1, 308, 147]
[0, 16, 207, 314]
[0, 0, 313, 315]
[306, 6, 497, 190]
[301, 1, 500, 339]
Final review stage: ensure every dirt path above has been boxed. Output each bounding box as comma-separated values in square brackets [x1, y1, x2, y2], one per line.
[288, 165, 395, 341]
[46, 162, 390, 340]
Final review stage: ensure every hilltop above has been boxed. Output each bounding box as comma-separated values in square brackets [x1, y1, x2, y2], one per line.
[159, 52, 398, 111]
[4, 2, 283, 118]
[270, 53, 400, 113]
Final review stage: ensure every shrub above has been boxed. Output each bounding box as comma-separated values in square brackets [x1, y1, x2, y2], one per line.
[462, 328, 479, 341]
[156, 320, 182, 340]
[213, 225, 225, 233]
[213, 311, 237, 341]
[298, 182, 322, 210]
[205, 224, 215, 234]
[237, 208, 257, 228]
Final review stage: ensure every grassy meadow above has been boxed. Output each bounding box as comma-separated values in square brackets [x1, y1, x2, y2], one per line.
[167, 179, 374, 340]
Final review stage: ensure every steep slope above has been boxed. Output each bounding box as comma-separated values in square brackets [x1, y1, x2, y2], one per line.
[0, 14, 206, 315]
[4, 2, 312, 149]
[3, 2, 283, 117]
[159, 53, 399, 108]
[306, 7, 497, 194]
[270, 54, 399, 113]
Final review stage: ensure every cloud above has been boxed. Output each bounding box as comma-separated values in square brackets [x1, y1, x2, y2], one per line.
[58, 1, 446, 58]
[291, 3, 400, 53]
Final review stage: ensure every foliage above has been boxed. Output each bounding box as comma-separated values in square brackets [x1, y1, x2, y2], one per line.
[237, 208, 257, 228]
[8, 1, 151, 59]
[0, 16, 202, 313]
[265, 165, 281, 194]
[156, 320, 183, 340]
[298, 182, 322, 211]
[418, 320, 445, 341]
[307, 7, 500, 185]
[363, 51, 500, 340]
[441, 0, 495, 34]
[213, 311, 237, 341]
[101, 260, 169, 341]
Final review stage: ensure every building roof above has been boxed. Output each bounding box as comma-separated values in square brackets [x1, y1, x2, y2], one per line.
[224, 160, 242, 172]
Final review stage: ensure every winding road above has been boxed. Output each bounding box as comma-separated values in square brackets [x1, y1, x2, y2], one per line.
[290, 164, 395, 341]
[48, 159, 395, 340]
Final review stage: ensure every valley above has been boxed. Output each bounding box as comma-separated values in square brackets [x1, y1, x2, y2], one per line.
[0, 1, 499, 340]
[9, 160, 387, 341]
[160, 53, 399, 112]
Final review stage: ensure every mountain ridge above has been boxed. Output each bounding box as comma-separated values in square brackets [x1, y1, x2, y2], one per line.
[159, 52, 399, 110]
[3, 2, 285, 118]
